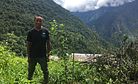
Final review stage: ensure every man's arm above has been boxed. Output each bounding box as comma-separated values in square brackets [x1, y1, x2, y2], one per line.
[47, 38, 51, 61]
[27, 41, 32, 57]
[27, 31, 32, 58]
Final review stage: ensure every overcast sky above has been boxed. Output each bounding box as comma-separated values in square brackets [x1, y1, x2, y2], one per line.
[53, 0, 135, 12]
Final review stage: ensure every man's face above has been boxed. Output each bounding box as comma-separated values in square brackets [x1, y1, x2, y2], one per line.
[35, 17, 43, 29]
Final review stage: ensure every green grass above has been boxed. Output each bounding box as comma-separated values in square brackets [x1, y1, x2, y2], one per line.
[0, 45, 115, 84]
[0, 45, 98, 84]
[0, 45, 65, 84]
[1, 44, 135, 84]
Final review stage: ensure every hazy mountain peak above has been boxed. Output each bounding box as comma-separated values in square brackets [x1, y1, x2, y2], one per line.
[73, 0, 138, 44]
[53, 0, 135, 12]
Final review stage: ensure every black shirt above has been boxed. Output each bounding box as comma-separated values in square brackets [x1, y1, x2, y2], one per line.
[27, 27, 49, 58]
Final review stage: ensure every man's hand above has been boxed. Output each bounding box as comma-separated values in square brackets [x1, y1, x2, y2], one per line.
[47, 53, 50, 62]
[28, 56, 31, 62]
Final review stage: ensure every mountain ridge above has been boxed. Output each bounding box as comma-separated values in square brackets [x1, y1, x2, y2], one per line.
[72, 0, 138, 44]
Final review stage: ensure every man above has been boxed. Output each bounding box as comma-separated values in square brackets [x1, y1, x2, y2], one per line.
[27, 16, 51, 83]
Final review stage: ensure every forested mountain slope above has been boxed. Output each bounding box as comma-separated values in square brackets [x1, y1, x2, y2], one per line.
[73, 0, 138, 44]
[0, 0, 106, 55]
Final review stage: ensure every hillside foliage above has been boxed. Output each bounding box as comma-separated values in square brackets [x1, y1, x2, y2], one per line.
[0, 0, 106, 56]
[1, 35, 138, 83]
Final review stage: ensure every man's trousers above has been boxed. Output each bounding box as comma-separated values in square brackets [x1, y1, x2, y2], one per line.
[28, 57, 48, 83]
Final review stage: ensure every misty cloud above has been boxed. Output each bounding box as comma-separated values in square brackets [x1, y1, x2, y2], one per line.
[53, 0, 135, 12]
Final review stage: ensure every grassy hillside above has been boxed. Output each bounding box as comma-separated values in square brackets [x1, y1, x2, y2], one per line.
[1, 39, 138, 83]
[0, 45, 101, 84]
[0, 45, 66, 83]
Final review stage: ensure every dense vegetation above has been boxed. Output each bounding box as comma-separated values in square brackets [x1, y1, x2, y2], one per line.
[1, 33, 138, 83]
[0, 0, 107, 56]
